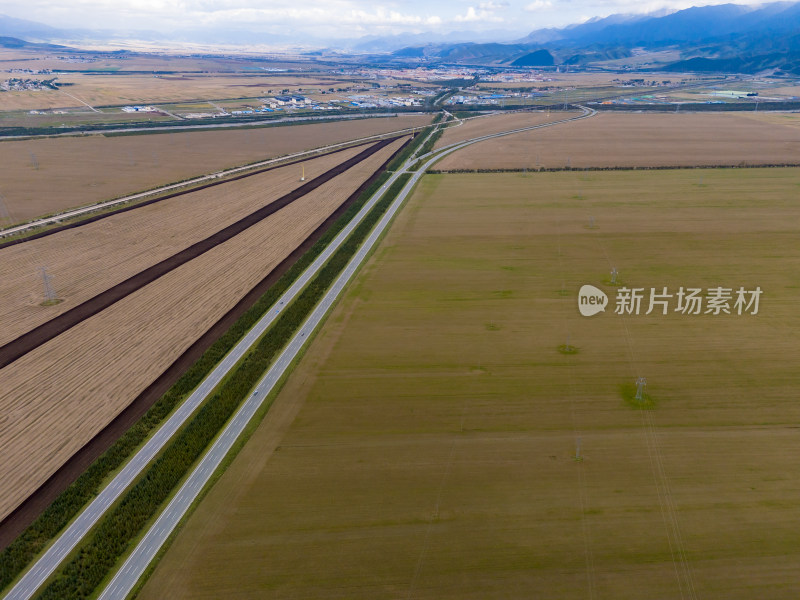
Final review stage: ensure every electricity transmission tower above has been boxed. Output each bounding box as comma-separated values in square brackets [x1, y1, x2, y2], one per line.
[0, 192, 11, 226]
[635, 377, 647, 401]
[41, 267, 57, 303]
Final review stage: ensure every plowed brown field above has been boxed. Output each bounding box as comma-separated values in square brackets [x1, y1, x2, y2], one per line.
[0, 114, 430, 225]
[434, 111, 578, 150]
[0, 144, 367, 346]
[0, 137, 406, 522]
[436, 112, 800, 170]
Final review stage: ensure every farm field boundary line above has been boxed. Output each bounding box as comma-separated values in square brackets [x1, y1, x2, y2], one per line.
[591, 102, 800, 112]
[94, 108, 596, 600]
[0, 136, 411, 551]
[0, 134, 423, 598]
[429, 162, 800, 173]
[0, 138, 396, 371]
[0, 119, 432, 244]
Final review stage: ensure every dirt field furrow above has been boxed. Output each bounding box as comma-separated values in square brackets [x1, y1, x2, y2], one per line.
[0, 137, 407, 522]
[0, 144, 374, 349]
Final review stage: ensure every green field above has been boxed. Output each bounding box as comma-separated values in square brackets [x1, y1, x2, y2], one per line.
[138, 169, 800, 599]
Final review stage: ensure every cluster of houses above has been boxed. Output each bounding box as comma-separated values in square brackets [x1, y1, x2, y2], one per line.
[1, 77, 58, 92]
[264, 95, 312, 108]
[121, 105, 159, 113]
[8, 68, 52, 75]
[446, 91, 544, 106]
[345, 94, 423, 108]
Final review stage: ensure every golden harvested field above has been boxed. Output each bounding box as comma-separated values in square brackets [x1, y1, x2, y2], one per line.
[476, 81, 552, 89]
[140, 169, 800, 599]
[436, 112, 800, 170]
[434, 110, 579, 150]
[0, 114, 430, 225]
[0, 71, 367, 111]
[0, 144, 367, 345]
[0, 53, 324, 73]
[0, 137, 407, 522]
[0, 48, 308, 71]
[759, 85, 800, 97]
[739, 112, 800, 129]
[477, 73, 696, 90]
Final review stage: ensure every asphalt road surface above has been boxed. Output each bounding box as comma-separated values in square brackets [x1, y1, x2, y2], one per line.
[2, 107, 594, 600]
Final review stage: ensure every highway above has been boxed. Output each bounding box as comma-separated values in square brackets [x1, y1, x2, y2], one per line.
[2, 106, 594, 600]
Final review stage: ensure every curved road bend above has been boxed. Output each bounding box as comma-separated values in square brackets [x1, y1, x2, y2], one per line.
[2, 106, 594, 600]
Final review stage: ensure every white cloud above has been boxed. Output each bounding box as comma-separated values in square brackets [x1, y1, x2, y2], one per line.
[524, 0, 553, 11]
[454, 5, 505, 22]
[3, 0, 773, 41]
[478, 1, 509, 10]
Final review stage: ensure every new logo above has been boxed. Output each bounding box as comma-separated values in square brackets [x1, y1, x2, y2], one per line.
[578, 284, 608, 317]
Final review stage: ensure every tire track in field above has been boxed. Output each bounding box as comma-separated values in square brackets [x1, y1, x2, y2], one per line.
[585, 217, 697, 600]
[554, 215, 597, 599]
[0, 138, 397, 371]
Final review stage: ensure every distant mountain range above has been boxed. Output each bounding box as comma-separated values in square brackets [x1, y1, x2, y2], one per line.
[0, 35, 63, 50]
[389, 2, 800, 74]
[4, 3, 800, 74]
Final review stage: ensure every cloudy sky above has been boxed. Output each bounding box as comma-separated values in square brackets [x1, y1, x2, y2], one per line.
[0, 0, 767, 38]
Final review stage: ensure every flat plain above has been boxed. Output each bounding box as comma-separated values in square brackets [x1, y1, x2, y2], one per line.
[435, 112, 800, 170]
[139, 168, 800, 599]
[0, 71, 370, 111]
[0, 137, 407, 522]
[0, 114, 430, 225]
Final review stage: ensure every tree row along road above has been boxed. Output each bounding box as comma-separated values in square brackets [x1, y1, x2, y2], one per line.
[1, 106, 594, 600]
[0, 119, 429, 240]
[0, 138, 396, 371]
